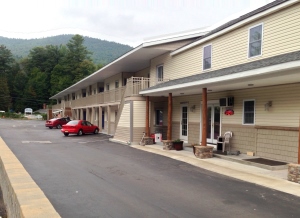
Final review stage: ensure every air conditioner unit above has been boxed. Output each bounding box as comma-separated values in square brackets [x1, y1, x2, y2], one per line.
[219, 97, 234, 107]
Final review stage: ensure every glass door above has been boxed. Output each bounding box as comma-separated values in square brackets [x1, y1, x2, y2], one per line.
[180, 105, 188, 141]
[206, 105, 220, 144]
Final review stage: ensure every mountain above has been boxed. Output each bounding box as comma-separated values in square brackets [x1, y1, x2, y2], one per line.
[0, 35, 133, 65]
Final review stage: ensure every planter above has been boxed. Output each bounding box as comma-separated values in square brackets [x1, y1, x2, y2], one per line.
[194, 146, 214, 159]
[162, 140, 173, 150]
[173, 141, 183, 151]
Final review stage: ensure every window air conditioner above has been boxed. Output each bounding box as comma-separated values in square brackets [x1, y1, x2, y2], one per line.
[219, 97, 234, 107]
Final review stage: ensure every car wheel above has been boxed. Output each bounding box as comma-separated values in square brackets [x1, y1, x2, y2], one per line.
[77, 129, 83, 136]
[57, 124, 62, 129]
[64, 133, 69, 136]
[94, 128, 99, 134]
[49, 127, 53, 129]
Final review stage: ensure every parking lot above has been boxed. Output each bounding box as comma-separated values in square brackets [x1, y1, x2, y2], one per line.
[1, 119, 300, 218]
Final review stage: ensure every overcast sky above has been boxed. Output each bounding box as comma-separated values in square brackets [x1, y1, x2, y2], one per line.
[0, 0, 274, 47]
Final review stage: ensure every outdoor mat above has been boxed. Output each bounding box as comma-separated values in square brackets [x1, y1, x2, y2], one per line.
[242, 158, 287, 166]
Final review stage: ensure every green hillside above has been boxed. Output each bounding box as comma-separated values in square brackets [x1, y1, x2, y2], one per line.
[0, 35, 133, 65]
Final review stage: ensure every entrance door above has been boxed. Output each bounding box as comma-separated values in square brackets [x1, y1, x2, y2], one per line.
[180, 105, 188, 141]
[206, 105, 220, 144]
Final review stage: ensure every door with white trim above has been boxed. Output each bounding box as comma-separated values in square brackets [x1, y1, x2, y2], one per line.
[207, 105, 220, 144]
[180, 105, 188, 141]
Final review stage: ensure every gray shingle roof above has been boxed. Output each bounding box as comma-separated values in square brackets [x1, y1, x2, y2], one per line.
[144, 50, 300, 91]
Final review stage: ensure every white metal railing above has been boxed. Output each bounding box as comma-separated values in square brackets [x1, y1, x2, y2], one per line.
[50, 77, 169, 109]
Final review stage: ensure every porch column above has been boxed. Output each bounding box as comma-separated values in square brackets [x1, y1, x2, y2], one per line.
[80, 109, 83, 120]
[99, 106, 103, 132]
[107, 105, 111, 135]
[146, 96, 150, 137]
[92, 107, 95, 125]
[298, 117, 300, 164]
[167, 93, 172, 140]
[201, 88, 207, 146]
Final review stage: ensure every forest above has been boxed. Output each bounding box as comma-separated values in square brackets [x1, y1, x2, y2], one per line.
[0, 34, 131, 113]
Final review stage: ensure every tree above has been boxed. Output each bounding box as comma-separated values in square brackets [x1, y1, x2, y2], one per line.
[0, 45, 14, 76]
[0, 75, 11, 111]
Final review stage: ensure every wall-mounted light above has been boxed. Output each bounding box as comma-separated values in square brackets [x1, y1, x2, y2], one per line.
[265, 101, 272, 111]
[190, 105, 196, 112]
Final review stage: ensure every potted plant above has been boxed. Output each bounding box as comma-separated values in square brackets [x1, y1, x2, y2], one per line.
[172, 139, 183, 151]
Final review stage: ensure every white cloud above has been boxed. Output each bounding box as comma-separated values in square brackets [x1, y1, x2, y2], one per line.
[0, 0, 274, 47]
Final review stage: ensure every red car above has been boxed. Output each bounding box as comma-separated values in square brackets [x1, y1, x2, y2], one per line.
[61, 120, 99, 136]
[45, 117, 70, 129]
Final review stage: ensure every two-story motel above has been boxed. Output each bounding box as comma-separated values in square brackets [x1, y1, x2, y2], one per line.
[50, 0, 300, 164]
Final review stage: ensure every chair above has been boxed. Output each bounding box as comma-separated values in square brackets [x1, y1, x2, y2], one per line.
[222, 131, 233, 153]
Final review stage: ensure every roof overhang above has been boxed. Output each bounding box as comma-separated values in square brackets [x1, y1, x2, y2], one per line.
[139, 60, 300, 97]
[50, 29, 209, 100]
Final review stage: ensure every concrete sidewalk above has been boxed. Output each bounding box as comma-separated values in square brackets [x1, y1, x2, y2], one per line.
[131, 144, 300, 197]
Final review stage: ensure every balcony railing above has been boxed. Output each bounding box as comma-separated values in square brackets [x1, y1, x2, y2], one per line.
[51, 77, 169, 109]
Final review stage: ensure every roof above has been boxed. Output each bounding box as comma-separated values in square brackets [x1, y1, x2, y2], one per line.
[50, 29, 209, 100]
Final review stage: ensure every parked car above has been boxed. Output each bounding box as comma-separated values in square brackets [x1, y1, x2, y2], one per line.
[45, 117, 70, 129]
[61, 120, 99, 136]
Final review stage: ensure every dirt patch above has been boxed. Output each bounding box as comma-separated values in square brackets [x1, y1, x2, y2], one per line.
[0, 186, 7, 218]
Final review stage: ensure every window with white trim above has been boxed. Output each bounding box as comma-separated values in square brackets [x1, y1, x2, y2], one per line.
[203, 44, 212, 70]
[156, 65, 163, 82]
[248, 24, 263, 58]
[243, 100, 255, 124]
[115, 80, 119, 89]
[106, 84, 109, 91]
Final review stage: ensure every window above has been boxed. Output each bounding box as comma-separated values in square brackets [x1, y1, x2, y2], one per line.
[82, 89, 86, 97]
[115, 80, 119, 89]
[98, 87, 104, 93]
[123, 78, 127, 86]
[243, 100, 255, 124]
[203, 44, 212, 70]
[248, 24, 263, 58]
[106, 84, 109, 91]
[157, 65, 163, 82]
[155, 109, 163, 126]
[72, 93, 75, 100]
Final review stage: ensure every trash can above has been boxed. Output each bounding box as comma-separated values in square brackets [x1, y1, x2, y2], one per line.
[217, 136, 223, 151]
[155, 133, 162, 143]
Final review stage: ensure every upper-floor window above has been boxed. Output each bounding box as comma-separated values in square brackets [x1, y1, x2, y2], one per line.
[72, 93, 75, 100]
[248, 24, 263, 58]
[203, 44, 212, 70]
[82, 89, 86, 98]
[243, 100, 255, 124]
[157, 65, 163, 82]
[106, 84, 110, 91]
[115, 80, 119, 89]
[98, 87, 104, 93]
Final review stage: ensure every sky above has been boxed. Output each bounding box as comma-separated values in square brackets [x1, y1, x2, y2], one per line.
[0, 0, 274, 47]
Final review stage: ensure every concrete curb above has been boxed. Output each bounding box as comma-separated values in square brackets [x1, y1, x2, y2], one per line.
[0, 137, 60, 218]
[131, 145, 300, 197]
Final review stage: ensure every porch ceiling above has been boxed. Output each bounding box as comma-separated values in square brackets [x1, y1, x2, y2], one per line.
[140, 62, 300, 97]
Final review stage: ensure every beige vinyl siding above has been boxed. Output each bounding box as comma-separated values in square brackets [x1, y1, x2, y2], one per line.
[150, 53, 170, 81]
[159, 3, 300, 80]
[135, 67, 149, 78]
[113, 103, 130, 142]
[222, 83, 300, 127]
[118, 103, 130, 127]
[133, 101, 147, 127]
[104, 73, 122, 90]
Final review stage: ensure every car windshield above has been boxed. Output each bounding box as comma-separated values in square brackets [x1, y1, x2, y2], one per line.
[67, 120, 79, 125]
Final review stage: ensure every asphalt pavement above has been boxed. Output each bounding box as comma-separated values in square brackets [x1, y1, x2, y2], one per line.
[1, 118, 300, 218]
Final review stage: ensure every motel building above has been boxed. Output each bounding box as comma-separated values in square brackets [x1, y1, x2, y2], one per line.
[49, 0, 300, 164]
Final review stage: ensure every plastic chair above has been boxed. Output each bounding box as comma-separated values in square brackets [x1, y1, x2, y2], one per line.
[222, 131, 233, 153]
